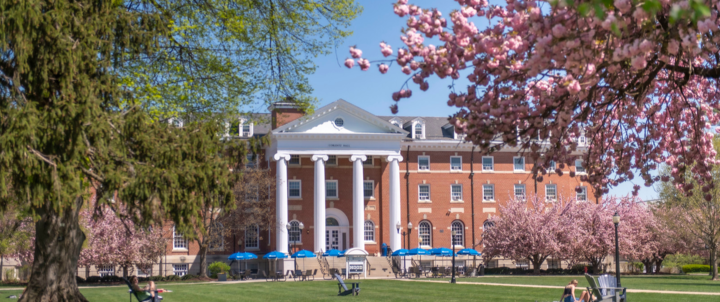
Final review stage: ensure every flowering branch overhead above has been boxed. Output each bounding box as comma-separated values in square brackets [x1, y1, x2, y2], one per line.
[348, 0, 720, 198]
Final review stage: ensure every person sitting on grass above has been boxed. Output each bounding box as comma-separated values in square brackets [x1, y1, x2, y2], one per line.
[561, 279, 594, 302]
[130, 275, 164, 302]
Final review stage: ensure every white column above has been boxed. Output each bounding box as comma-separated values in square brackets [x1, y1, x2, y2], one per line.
[387, 155, 403, 251]
[350, 155, 367, 250]
[311, 154, 328, 253]
[274, 154, 291, 255]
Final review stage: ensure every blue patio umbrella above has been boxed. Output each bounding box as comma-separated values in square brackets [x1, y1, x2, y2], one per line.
[292, 249, 316, 271]
[391, 249, 410, 256]
[323, 249, 343, 270]
[263, 251, 289, 259]
[228, 252, 257, 271]
[430, 247, 456, 268]
[456, 249, 481, 256]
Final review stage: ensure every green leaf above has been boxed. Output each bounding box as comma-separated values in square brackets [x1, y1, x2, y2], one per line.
[611, 22, 622, 37]
[642, 0, 663, 15]
[578, 3, 591, 16]
[669, 5, 682, 25]
[593, 3, 606, 19]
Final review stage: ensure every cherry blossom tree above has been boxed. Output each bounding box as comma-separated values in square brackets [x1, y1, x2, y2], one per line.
[349, 0, 720, 199]
[482, 195, 575, 274]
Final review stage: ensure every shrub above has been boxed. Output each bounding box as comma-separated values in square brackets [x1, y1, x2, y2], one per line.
[165, 275, 180, 281]
[682, 264, 711, 273]
[148, 276, 164, 282]
[181, 274, 200, 281]
[208, 262, 231, 279]
[665, 254, 707, 268]
[5, 269, 17, 282]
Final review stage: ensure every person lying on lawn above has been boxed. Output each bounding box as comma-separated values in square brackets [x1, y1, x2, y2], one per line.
[130, 275, 165, 302]
[561, 279, 594, 302]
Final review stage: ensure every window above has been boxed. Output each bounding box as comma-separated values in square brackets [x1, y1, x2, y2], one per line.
[363, 156, 373, 166]
[575, 159, 585, 173]
[288, 180, 302, 198]
[245, 224, 259, 249]
[245, 154, 256, 169]
[546, 184, 557, 201]
[289, 155, 300, 165]
[245, 184, 259, 202]
[577, 186, 588, 202]
[208, 222, 224, 250]
[364, 221, 375, 242]
[326, 217, 339, 226]
[514, 184, 526, 200]
[513, 157, 525, 171]
[516, 260, 529, 270]
[288, 221, 301, 243]
[579, 135, 586, 145]
[173, 264, 188, 276]
[327, 155, 337, 165]
[450, 156, 462, 171]
[242, 124, 251, 137]
[414, 123, 423, 138]
[548, 258, 562, 269]
[364, 181, 374, 198]
[483, 220, 495, 231]
[326, 180, 338, 198]
[137, 267, 152, 277]
[548, 160, 556, 171]
[173, 226, 187, 250]
[451, 184, 463, 201]
[451, 221, 464, 247]
[486, 260, 499, 268]
[418, 156, 430, 171]
[418, 221, 432, 247]
[97, 265, 115, 277]
[418, 184, 430, 201]
[483, 184, 495, 201]
[334, 118, 344, 127]
[482, 156, 494, 171]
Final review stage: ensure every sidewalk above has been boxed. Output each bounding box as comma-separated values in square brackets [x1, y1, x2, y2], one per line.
[399, 279, 720, 296]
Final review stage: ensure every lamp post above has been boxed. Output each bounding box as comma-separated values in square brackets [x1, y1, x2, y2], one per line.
[407, 222, 413, 249]
[613, 212, 621, 287]
[402, 231, 406, 249]
[451, 230, 457, 284]
[286, 221, 304, 270]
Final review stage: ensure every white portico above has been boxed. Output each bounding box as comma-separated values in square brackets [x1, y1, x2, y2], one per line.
[268, 100, 407, 255]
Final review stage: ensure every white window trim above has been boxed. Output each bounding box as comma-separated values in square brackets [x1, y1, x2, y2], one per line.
[418, 156, 430, 171]
[326, 179, 339, 200]
[514, 184, 526, 201]
[451, 221, 465, 247]
[412, 120, 425, 139]
[363, 180, 375, 200]
[577, 186, 588, 202]
[245, 224, 260, 251]
[173, 264, 188, 277]
[482, 156, 494, 172]
[418, 184, 431, 203]
[363, 156, 374, 166]
[288, 180, 302, 199]
[288, 220, 303, 244]
[482, 184, 495, 203]
[513, 156, 525, 172]
[208, 223, 225, 251]
[288, 155, 301, 166]
[364, 220, 376, 243]
[326, 155, 338, 166]
[547, 160, 557, 172]
[575, 159, 586, 174]
[545, 184, 558, 202]
[450, 184, 463, 202]
[172, 226, 188, 251]
[418, 221, 432, 248]
[450, 156, 462, 171]
[239, 118, 254, 137]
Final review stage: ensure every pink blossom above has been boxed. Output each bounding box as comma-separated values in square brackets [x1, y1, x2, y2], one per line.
[568, 80, 581, 94]
[358, 58, 370, 71]
[402, 66, 412, 75]
[344, 58, 354, 69]
[379, 64, 389, 74]
[350, 46, 362, 59]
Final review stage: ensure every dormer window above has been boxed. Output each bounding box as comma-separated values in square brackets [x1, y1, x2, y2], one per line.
[238, 119, 253, 137]
[414, 124, 423, 138]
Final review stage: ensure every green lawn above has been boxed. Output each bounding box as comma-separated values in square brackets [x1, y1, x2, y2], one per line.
[440, 275, 720, 293]
[2, 278, 718, 302]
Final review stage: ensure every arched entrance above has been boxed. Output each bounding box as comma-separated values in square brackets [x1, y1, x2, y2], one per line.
[326, 208, 349, 251]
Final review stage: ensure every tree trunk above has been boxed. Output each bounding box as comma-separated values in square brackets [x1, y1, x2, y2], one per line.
[711, 246, 718, 281]
[591, 259, 602, 274]
[1, 254, 4, 281]
[532, 259, 542, 275]
[641, 259, 653, 274]
[20, 197, 87, 302]
[654, 259, 664, 274]
[198, 241, 208, 278]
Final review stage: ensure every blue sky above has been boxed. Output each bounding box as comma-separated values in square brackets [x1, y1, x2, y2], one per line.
[298, 0, 657, 200]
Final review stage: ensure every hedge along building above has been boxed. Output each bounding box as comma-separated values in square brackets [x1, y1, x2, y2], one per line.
[157, 98, 595, 277]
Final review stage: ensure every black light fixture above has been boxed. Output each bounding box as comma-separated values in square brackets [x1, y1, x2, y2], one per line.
[613, 212, 621, 287]
[450, 230, 457, 284]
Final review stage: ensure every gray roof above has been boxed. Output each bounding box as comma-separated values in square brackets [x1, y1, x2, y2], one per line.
[379, 116, 456, 140]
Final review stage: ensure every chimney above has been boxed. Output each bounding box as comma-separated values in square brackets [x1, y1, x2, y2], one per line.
[269, 96, 306, 129]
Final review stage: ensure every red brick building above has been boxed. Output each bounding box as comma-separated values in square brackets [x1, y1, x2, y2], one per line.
[159, 99, 593, 276]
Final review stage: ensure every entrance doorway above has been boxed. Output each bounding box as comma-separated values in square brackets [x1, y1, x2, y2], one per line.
[325, 208, 349, 251]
